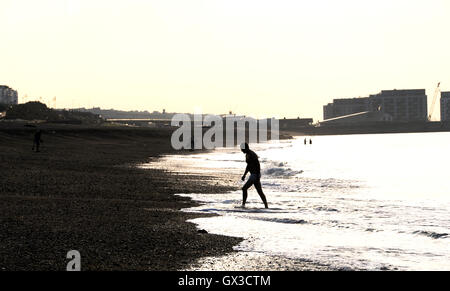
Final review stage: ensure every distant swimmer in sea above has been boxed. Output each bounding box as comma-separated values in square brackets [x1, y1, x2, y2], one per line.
[32, 129, 42, 152]
[240, 142, 269, 209]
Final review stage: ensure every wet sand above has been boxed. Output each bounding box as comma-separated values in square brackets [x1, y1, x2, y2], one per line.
[183, 252, 334, 271]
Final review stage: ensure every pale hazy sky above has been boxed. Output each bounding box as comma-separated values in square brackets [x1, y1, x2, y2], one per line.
[1, 0, 449, 120]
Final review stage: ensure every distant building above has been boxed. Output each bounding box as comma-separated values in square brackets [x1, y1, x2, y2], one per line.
[368, 89, 427, 122]
[323, 97, 369, 120]
[323, 89, 428, 122]
[279, 118, 313, 129]
[0, 85, 18, 105]
[440, 92, 450, 121]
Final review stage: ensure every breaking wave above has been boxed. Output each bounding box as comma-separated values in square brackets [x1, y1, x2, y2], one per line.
[263, 161, 303, 177]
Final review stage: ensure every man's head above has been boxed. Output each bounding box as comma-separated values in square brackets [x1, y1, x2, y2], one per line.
[240, 142, 249, 153]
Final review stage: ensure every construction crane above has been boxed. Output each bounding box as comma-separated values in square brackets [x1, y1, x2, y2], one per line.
[428, 82, 441, 121]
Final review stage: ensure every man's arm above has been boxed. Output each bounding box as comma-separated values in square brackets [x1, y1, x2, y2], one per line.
[242, 164, 249, 181]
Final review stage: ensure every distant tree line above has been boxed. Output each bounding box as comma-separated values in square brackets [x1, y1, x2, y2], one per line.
[3, 102, 104, 124]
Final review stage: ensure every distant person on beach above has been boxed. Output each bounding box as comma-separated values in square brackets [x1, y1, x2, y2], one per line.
[309, 138, 312, 145]
[240, 143, 269, 209]
[304, 138, 307, 145]
[32, 129, 42, 152]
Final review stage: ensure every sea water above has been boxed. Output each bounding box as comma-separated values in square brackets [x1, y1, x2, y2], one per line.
[143, 132, 450, 270]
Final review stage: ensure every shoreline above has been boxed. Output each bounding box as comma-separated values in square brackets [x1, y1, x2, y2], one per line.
[0, 123, 332, 271]
[161, 157, 339, 271]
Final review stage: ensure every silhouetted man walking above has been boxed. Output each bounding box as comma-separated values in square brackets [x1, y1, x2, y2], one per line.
[32, 129, 42, 152]
[240, 143, 268, 209]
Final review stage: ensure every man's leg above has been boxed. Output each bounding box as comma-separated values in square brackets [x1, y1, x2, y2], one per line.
[242, 178, 254, 207]
[254, 180, 268, 209]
